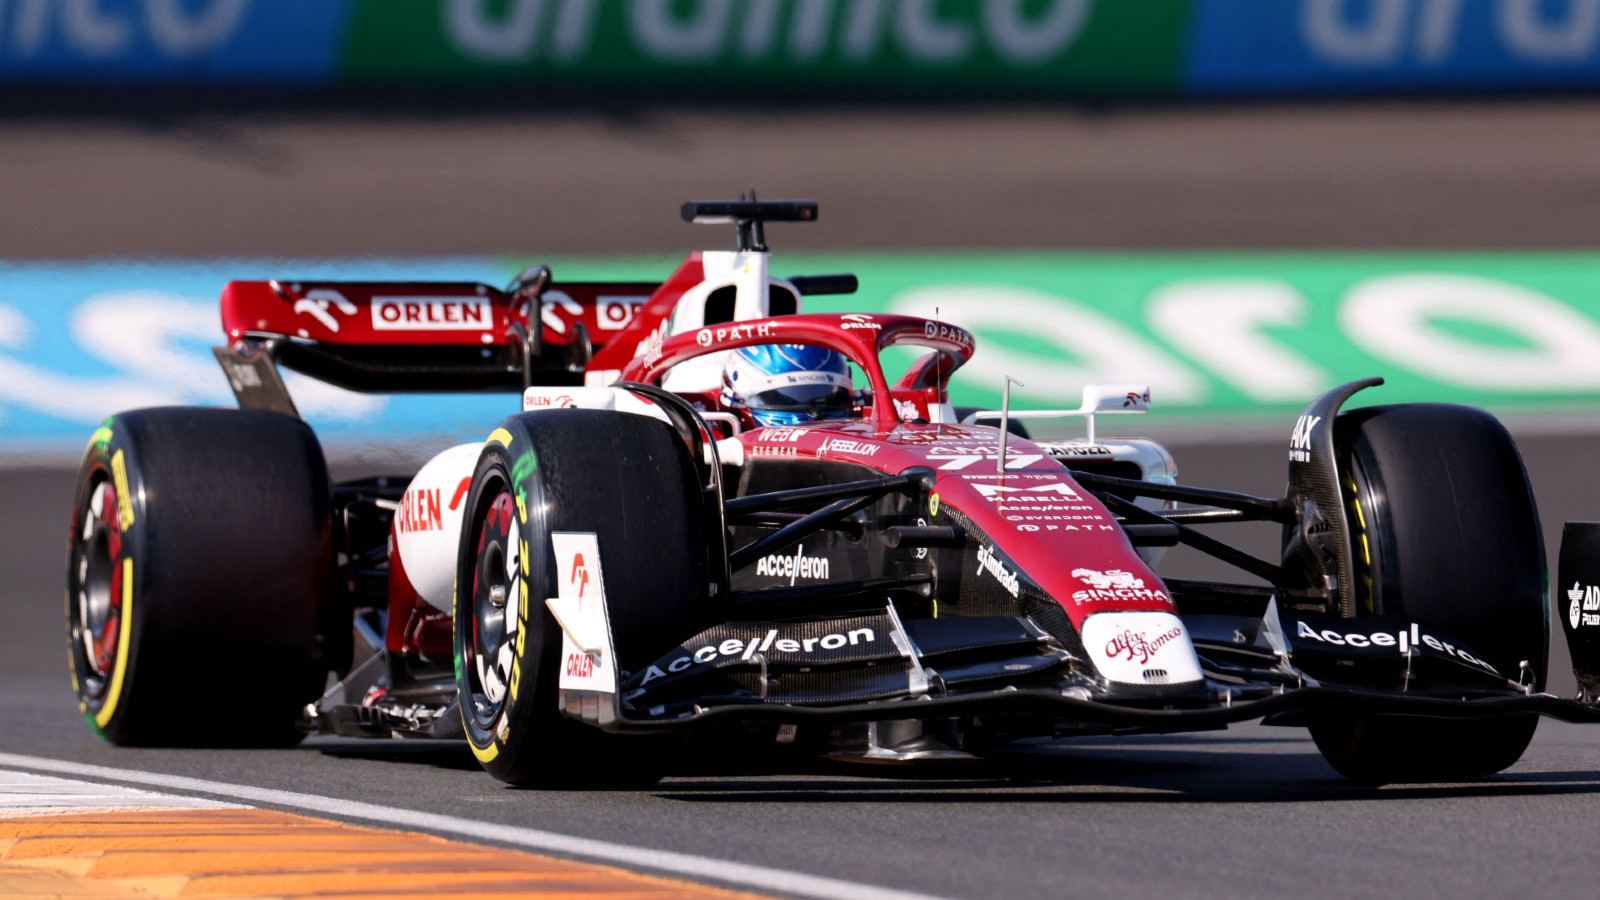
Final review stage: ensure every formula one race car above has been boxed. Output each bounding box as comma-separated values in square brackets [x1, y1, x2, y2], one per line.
[67, 198, 1600, 786]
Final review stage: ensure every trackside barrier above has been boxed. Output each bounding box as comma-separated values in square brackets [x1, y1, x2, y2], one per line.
[3, 1, 1600, 96]
[8, 252, 1600, 459]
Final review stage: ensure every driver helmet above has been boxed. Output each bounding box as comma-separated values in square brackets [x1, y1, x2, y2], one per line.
[721, 344, 853, 427]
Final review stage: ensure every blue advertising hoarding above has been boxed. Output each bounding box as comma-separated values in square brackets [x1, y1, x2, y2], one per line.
[0, 0, 348, 82]
[1190, 0, 1600, 93]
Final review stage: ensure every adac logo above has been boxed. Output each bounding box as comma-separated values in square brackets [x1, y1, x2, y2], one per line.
[1569, 582, 1600, 629]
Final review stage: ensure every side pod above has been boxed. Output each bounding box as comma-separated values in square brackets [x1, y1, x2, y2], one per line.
[1279, 377, 1384, 616]
[1559, 522, 1600, 702]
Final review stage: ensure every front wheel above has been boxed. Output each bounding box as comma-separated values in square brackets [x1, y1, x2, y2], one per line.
[1308, 403, 1546, 783]
[67, 408, 338, 746]
[454, 410, 703, 788]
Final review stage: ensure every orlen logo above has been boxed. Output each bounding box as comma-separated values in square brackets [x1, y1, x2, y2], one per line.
[526, 394, 577, 409]
[570, 553, 591, 605]
[1105, 625, 1183, 666]
[841, 314, 881, 330]
[396, 488, 443, 534]
[1123, 389, 1150, 408]
[372, 297, 492, 331]
[563, 552, 598, 679]
[293, 288, 358, 333]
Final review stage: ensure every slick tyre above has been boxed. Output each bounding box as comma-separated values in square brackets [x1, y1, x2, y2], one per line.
[67, 408, 339, 746]
[1309, 403, 1546, 784]
[454, 410, 701, 789]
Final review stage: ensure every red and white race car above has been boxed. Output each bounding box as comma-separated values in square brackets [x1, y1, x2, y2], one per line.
[67, 198, 1600, 786]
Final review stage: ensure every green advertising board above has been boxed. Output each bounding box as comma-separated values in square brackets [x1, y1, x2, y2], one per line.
[340, 0, 1187, 94]
[515, 251, 1600, 427]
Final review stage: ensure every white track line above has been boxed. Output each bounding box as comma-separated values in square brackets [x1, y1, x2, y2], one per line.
[0, 752, 950, 900]
[0, 768, 242, 815]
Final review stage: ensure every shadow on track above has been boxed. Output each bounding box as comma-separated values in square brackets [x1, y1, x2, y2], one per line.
[305, 726, 1600, 805]
[312, 738, 481, 773]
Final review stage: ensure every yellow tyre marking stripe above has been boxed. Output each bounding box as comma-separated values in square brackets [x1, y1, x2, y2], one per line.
[93, 559, 133, 729]
[0, 808, 767, 899]
[487, 427, 515, 449]
[468, 735, 499, 763]
[110, 450, 134, 531]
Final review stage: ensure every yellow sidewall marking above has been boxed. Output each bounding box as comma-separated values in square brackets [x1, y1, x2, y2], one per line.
[110, 450, 134, 531]
[487, 427, 514, 449]
[93, 558, 133, 728]
[469, 736, 500, 762]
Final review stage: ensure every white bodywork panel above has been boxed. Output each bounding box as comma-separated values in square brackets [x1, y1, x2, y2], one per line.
[1078, 611, 1204, 687]
[661, 250, 802, 394]
[392, 442, 480, 612]
[547, 532, 618, 694]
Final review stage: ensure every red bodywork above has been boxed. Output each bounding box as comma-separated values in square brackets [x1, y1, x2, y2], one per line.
[620, 310, 1173, 630]
[220, 279, 660, 354]
[220, 256, 1173, 650]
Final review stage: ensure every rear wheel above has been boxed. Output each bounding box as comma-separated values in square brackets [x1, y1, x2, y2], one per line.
[1309, 403, 1546, 783]
[454, 410, 703, 788]
[67, 408, 338, 746]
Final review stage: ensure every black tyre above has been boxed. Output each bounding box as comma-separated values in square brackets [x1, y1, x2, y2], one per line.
[454, 410, 701, 788]
[67, 407, 338, 746]
[1309, 403, 1546, 783]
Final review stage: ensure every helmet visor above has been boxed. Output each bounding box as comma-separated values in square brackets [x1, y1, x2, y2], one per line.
[746, 383, 853, 415]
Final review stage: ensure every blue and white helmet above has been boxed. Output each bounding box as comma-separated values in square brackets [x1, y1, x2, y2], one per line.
[721, 344, 853, 427]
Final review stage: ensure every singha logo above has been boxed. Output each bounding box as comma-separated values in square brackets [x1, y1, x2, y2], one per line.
[1072, 568, 1144, 590]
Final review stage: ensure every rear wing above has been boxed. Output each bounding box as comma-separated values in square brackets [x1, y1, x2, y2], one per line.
[213, 196, 858, 412]
[217, 278, 657, 395]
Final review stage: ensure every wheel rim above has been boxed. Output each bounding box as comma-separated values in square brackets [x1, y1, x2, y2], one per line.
[72, 476, 122, 699]
[466, 486, 521, 729]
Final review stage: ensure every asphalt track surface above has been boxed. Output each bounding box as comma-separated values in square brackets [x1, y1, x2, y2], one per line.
[6, 432, 1600, 900]
[7, 100, 1600, 898]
